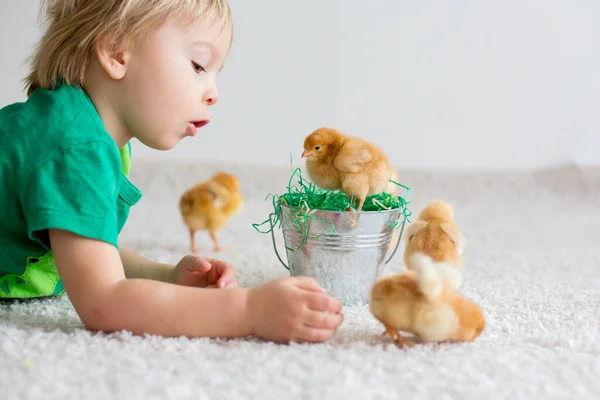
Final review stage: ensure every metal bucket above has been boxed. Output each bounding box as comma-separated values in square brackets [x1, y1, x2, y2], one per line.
[269, 204, 406, 305]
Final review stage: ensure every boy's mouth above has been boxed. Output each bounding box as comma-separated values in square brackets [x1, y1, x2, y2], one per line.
[192, 120, 210, 128]
[187, 120, 210, 136]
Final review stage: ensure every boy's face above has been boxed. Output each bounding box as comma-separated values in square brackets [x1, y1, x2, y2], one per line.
[116, 14, 231, 150]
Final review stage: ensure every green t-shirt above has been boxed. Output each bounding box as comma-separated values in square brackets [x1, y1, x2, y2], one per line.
[0, 84, 142, 298]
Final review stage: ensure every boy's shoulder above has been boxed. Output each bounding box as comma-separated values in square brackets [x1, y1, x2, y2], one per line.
[0, 84, 121, 178]
[1, 84, 114, 146]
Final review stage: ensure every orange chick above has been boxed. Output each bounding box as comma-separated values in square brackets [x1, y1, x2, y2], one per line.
[369, 269, 485, 348]
[179, 172, 244, 253]
[404, 200, 466, 292]
[302, 127, 395, 211]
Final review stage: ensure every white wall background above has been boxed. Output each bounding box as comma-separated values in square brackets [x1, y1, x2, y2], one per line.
[1, 0, 598, 169]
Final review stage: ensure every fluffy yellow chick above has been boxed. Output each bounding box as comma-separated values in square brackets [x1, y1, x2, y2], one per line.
[179, 172, 244, 253]
[404, 200, 466, 293]
[369, 269, 485, 348]
[302, 127, 395, 211]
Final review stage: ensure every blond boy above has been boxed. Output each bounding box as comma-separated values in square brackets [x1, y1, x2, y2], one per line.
[0, 0, 343, 343]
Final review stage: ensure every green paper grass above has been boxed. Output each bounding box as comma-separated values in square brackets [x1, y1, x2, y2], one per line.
[253, 167, 413, 243]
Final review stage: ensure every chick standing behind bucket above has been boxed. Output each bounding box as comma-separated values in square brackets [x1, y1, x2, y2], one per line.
[369, 268, 485, 348]
[179, 172, 244, 253]
[301, 127, 397, 211]
[404, 200, 466, 291]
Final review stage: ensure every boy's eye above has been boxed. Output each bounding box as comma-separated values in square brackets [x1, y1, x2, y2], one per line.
[192, 61, 206, 73]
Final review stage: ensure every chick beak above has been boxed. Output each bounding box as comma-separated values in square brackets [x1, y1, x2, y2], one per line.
[301, 150, 312, 158]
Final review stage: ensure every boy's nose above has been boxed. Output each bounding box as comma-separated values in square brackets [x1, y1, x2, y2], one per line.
[205, 95, 218, 106]
[203, 88, 219, 106]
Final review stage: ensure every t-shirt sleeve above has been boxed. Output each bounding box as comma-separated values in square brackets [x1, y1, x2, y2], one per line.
[20, 141, 122, 250]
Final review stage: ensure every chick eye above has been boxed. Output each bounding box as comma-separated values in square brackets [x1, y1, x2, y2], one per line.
[314, 146, 321, 150]
[192, 61, 206, 73]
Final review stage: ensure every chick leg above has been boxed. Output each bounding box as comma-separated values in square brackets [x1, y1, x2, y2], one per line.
[381, 323, 414, 348]
[344, 194, 362, 229]
[189, 229, 198, 254]
[342, 174, 369, 212]
[345, 195, 365, 212]
[209, 230, 222, 252]
[346, 195, 356, 212]
[356, 196, 366, 212]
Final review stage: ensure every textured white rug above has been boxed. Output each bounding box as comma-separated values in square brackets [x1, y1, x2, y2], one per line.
[1, 161, 599, 400]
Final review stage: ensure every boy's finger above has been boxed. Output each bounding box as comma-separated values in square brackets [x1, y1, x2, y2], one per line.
[303, 309, 344, 330]
[290, 276, 326, 293]
[305, 292, 343, 313]
[187, 256, 211, 273]
[211, 260, 234, 273]
[222, 279, 239, 288]
[296, 326, 337, 343]
[216, 265, 236, 288]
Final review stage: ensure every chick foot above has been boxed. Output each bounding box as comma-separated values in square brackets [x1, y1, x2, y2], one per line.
[210, 232, 222, 252]
[344, 196, 363, 228]
[381, 324, 414, 348]
[189, 230, 199, 254]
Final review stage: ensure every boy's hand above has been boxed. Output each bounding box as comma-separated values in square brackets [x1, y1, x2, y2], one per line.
[173, 255, 237, 289]
[246, 276, 344, 343]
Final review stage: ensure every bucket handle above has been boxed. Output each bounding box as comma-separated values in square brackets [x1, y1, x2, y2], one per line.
[269, 213, 290, 270]
[384, 218, 406, 265]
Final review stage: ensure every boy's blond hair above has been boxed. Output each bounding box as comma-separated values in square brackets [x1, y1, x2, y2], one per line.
[24, 0, 232, 96]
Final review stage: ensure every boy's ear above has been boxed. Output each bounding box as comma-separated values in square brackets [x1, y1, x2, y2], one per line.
[95, 38, 131, 80]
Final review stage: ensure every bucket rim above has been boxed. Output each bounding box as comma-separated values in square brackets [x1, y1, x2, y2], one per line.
[279, 202, 404, 216]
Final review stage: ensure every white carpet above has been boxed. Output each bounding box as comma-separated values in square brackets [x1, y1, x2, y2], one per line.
[2, 161, 600, 400]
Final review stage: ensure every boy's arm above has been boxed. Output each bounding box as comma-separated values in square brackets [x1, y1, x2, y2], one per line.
[119, 245, 174, 283]
[49, 228, 251, 338]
